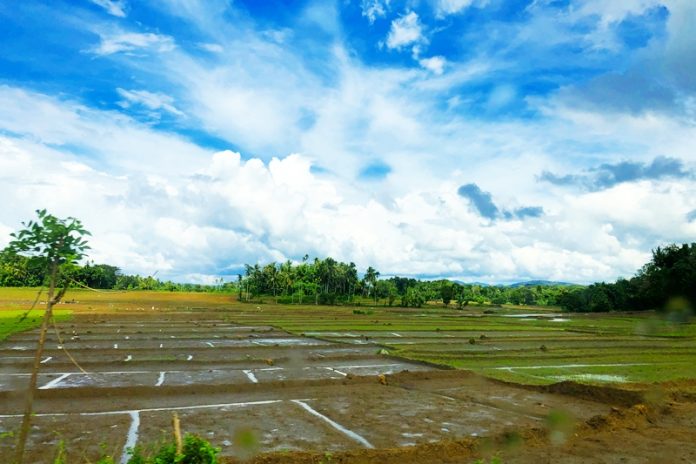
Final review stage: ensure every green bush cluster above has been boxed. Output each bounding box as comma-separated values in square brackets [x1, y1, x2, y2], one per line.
[51, 434, 219, 464]
[126, 434, 220, 464]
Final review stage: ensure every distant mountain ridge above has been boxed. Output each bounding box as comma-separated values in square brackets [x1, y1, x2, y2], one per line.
[449, 279, 577, 287]
[506, 280, 577, 288]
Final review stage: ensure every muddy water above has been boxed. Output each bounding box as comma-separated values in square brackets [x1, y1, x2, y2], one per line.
[0, 314, 622, 463]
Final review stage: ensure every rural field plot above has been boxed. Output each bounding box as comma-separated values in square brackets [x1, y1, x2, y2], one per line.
[229, 306, 696, 386]
[0, 311, 625, 463]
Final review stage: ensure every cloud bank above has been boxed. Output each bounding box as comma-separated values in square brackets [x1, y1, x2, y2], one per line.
[0, 0, 695, 285]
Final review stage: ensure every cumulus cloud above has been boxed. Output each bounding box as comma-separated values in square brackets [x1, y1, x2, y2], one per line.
[540, 156, 692, 191]
[361, 0, 390, 24]
[418, 56, 446, 75]
[92, 31, 175, 55]
[3, 1, 696, 285]
[117, 88, 184, 117]
[434, 0, 485, 17]
[2, 117, 695, 285]
[90, 0, 127, 17]
[386, 12, 423, 50]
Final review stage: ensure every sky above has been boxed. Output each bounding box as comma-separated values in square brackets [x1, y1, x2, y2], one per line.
[0, 0, 695, 284]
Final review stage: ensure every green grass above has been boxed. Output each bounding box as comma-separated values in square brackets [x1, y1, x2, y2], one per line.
[0, 309, 72, 341]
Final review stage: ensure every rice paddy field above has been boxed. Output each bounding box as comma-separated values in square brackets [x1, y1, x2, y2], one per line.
[1, 288, 695, 463]
[230, 298, 696, 387]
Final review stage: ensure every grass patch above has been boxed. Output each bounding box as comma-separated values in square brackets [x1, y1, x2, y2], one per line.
[0, 309, 72, 341]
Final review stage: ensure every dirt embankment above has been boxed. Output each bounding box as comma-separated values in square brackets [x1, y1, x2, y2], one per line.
[219, 370, 693, 464]
[222, 400, 696, 464]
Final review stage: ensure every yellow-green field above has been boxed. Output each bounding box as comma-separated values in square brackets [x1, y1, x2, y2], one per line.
[2, 287, 695, 386]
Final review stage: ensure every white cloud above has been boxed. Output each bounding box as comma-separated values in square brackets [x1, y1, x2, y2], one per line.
[418, 56, 446, 75]
[2, 88, 695, 285]
[361, 0, 390, 24]
[386, 12, 423, 50]
[434, 0, 487, 17]
[117, 88, 185, 117]
[199, 43, 224, 53]
[92, 31, 175, 55]
[0, 86, 207, 175]
[0, 222, 12, 249]
[571, 0, 664, 26]
[90, 0, 127, 17]
[3, 1, 696, 284]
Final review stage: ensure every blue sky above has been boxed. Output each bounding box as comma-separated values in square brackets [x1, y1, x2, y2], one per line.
[0, 0, 695, 284]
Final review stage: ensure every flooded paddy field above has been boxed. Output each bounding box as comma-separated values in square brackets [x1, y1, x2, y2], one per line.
[0, 313, 621, 463]
[1, 290, 695, 463]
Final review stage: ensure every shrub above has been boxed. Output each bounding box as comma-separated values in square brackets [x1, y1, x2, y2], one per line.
[125, 434, 220, 464]
[181, 433, 220, 463]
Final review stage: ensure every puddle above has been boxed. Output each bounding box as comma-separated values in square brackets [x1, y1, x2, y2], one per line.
[251, 338, 327, 346]
[120, 411, 140, 464]
[551, 374, 627, 383]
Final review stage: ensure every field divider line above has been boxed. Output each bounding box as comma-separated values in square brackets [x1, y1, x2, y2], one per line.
[0, 399, 284, 418]
[120, 411, 140, 464]
[324, 367, 347, 376]
[493, 362, 654, 370]
[327, 363, 403, 370]
[291, 400, 374, 449]
[504, 367, 548, 382]
[0, 366, 291, 378]
[242, 370, 258, 383]
[39, 373, 71, 390]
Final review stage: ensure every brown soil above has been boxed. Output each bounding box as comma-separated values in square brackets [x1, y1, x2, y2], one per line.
[226, 402, 696, 464]
[2, 312, 695, 463]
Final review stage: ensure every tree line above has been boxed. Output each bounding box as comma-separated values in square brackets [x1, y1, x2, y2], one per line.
[3, 236, 694, 312]
[0, 250, 230, 292]
[238, 257, 578, 307]
[0, 247, 576, 306]
[557, 243, 696, 313]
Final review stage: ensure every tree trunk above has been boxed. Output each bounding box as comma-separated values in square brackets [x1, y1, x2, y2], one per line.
[14, 262, 57, 464]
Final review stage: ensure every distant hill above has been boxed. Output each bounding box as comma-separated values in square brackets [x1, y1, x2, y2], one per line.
[448, 279, 576, 287]
[507, 280, 576, 288]
[449, 280, 490, 287]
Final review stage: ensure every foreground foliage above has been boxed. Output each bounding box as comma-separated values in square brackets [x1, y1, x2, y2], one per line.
[127, 434, 220, 464]
[8, 210, 91, 464]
